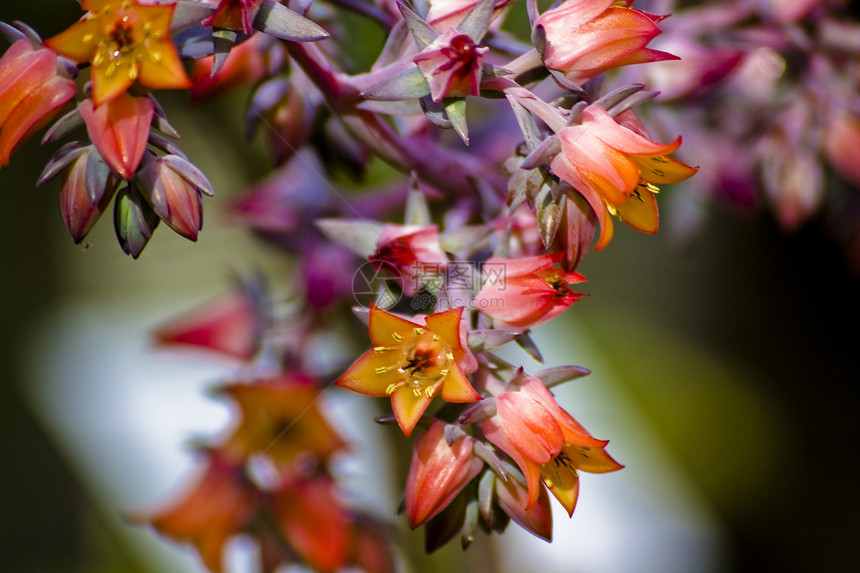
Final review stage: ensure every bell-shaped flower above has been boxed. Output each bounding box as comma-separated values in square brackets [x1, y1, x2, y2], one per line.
[140, 450, 257, 573]
[404, 421, 484, 528]
[534, 0, 676, 86]
[203, 0, 265, 35]
[427, 0, 514, 30]
[79, 92, 154, 179]
[0, 39, 76, 165]
[219, 376, 348, 468]
[336, 305, 480, 436]
[550, 104, 697, 249]
[152, 286, 263, 361]
[272, 472, 351, 573]
[413, 26, 489, 102]
[483, 376, 622, 514]
[46, 0, 191, 106]
[474, 252, 584, 330]
[136, 153, 213, 240]
[372, 224, 448, 296]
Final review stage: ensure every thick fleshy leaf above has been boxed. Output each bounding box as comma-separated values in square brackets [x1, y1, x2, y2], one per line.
[455, 0, 496, 43]
[362, 67, 431, 101]
[114, 184, 160, 258]
[445, 98, 469, 145]
[398, 2, 439, 50]
[253, 0, 330, 41]
[535, 365, 591, 387]
[316, 218, 383, 258]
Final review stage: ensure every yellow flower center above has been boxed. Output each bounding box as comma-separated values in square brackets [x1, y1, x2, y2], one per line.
[375, 328, 454, 398]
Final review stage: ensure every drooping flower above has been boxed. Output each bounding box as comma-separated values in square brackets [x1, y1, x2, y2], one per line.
[535, 0, 676, 86]
[152, 286, 262, 361]
[483, 376, 622, 514]
[336, 305, 480, 436]
[46, 0, 191, 106]
[404, 421, 484, 528]
[142, 450, 257, 573]
[0, 39, 76, 165]
[219, 376, 348, 468]
[272, 472, 351, 573]
[413, 26, 489, 102]
[203, 0, 265, 35]
[371, 224, 448, 296]
[79, 92, 153, 179]
[474, 252, 584, 330]
[550, 104, 697, 249]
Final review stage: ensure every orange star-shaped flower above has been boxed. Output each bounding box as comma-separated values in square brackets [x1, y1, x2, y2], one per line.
[336, 306, 480, 436]
[46, 0, 191, 106]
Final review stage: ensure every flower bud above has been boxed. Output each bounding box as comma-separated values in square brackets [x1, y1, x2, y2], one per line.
[79, 93, 154, 180]
[136, 154, 212, 241]
[405, 421, 484, 528]
[0, 39, 76, 165]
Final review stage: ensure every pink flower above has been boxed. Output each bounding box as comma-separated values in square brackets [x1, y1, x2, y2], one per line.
[79, 92, 153, 179]
[404, 421, 483, 528]
[203, 0, 265, 35]
[142, 450, 257, 573]
[483, 376, 622, 514]
[273, 473, 351, 573]
[474, 252, 584, 330]
[152, 287, 261, 361]
[372, 224, 448, 296]
[413, 27, 489, 102]
[191, 34, 271, 100]
[550, 105, 697, 249]
[0, 39, 76, 165]
[824, 111, 860, 190]
[535, 0, 676, 85]
[426, 0, 514, 30]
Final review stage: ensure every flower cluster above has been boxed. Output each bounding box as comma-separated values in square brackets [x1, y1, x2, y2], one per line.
[619, 0, 860, 270]
[0, 0, 705, 570]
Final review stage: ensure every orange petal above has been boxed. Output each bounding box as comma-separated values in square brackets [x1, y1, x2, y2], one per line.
[632, 151, 698, 184]
[563, 443, 624, 474]
[439, 364, 480, 402]
[391, 384, 436, 436]
[368, 305, 423, 346]
[335, 349, 404, 397]
[424, 307, 466, 352]
[44, 19, 98, 63]
[615, 184, 659, 234]
[543, 464, 580, 516]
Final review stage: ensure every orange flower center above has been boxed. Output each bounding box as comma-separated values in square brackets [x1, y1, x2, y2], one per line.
[86, 5, 165, 80]
[375, 328, 454, 397]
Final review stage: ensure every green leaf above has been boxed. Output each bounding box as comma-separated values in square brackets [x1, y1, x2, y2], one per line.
[362, 67, 431, 101]
[253, 0, 330, 42]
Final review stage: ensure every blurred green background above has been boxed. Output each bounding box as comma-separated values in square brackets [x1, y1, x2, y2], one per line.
[1, 1, 859, 572]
